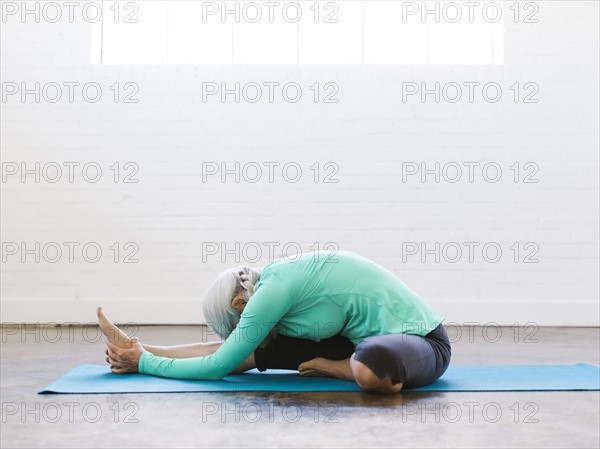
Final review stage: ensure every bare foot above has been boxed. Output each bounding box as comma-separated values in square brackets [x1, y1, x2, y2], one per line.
[97, 306, 133, 349]
[298, 357, 354, 381]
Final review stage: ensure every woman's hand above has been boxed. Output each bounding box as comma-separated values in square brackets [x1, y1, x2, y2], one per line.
[105, 337, 145, 374]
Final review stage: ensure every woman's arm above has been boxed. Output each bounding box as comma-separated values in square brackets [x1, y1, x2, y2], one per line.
[140, 342, 255, 373]
[136, 274, 293, 380]
[142, 341, 222, 359]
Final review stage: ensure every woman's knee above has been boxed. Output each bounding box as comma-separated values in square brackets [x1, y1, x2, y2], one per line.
[350, 356, 402, 393]
[351, 359, 380, 390]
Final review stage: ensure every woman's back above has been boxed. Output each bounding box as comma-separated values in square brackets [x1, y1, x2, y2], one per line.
[257, 250, 444, 344]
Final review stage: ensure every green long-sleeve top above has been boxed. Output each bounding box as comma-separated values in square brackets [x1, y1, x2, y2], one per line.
[138, 250, 444, 380]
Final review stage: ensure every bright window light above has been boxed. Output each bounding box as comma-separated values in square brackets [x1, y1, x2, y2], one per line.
[92, 1, 504, 65]
[363, 1, 428, 64]
[299, 1, 363, 64]
[168, 1, 233, 64]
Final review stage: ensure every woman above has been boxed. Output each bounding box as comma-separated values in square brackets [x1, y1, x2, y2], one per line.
[101, 250, 451, 393]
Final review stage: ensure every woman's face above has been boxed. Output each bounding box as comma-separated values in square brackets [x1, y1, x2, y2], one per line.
[231, 290, 247, 313]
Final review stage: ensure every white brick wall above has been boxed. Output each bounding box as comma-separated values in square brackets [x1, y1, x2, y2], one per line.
[1, 1, 598, 326]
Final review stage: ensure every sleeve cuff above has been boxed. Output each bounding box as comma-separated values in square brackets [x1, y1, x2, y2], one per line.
[138, 350, 151, 374]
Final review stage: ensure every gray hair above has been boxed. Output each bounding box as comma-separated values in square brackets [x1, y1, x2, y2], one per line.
[202, 266, 262, 339]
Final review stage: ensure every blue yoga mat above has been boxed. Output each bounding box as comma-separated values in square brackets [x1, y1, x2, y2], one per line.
[39, 363, 600, 394]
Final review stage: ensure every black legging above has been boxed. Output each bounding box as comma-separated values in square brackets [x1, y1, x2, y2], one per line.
[254, 323, 451, 389]
[254, 333, 356, 372]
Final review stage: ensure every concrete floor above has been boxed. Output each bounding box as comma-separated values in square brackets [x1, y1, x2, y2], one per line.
[1, 325, 599, 449]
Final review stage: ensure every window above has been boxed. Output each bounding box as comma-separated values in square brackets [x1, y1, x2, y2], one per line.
[92, 1, 504, 65]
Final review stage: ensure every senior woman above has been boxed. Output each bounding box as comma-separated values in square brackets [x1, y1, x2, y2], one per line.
[100, 250, 451, 393]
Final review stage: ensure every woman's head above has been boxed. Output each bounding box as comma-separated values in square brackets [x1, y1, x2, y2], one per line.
[202, 266, 261, 339]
